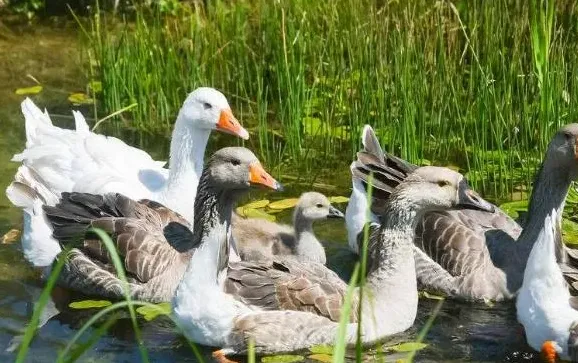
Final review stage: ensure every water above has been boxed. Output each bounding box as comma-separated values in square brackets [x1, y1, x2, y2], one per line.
[0, 20, 542, 363]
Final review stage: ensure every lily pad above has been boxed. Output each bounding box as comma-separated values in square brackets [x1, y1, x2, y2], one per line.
[498, 200, 529, 219]
[240, 208, 276, 222]
[420, 291, 445, 300]
[261, 354, 304, 363]
[68, 93, 94, 105]
[387, 342, 428, 352]
[2, 229, 21, 244]
[69, 300, 112, 309]
[563, 219, 578, 245]
[136, 302, 171, 321]
[15, 85, 43, 95]
[268, 198, 299, 210]
[329, 196, 349, 204]
[239, 199, 270, 210]
[308, 354, 332, 362]
[308, 344, 333, 354]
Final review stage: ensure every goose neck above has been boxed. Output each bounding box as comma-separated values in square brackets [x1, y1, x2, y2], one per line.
[161, 113, 211, 221]
[293, 210, 313, 238]
[516, 161, 572, 260]
[357, 197, 419, 339]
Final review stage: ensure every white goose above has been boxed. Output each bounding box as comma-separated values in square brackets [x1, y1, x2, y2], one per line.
[6, 87, 248, 269]
[517, 209, 578, 362]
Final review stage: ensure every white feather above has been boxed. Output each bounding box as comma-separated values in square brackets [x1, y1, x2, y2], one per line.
[516, 209, 578, 360]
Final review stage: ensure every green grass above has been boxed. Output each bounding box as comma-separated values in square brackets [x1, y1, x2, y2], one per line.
[81, 0, 578, 199]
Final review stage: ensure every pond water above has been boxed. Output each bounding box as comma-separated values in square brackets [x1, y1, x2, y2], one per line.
[0, 20, 542, 362]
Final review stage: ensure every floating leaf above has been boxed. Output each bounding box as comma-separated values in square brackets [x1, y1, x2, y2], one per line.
[136, 303, 170, 321]
[498, 200, 528, 219]
[89, 80, 102, 93]
[308, 345, 333, 354]
[387, 342, 428, 353]
[308, 354, 332, 362]
[328, 196, 349, 204]
[239, 199, 270, 210]
[261, 355, 304, 363]
[268, 198, 299, 210]
[563, 219, 578, 245]
[68, 93, 94, 105]
[241, 208, 276, 222]
[2, 229, 21, 244]
[69, 300, 112, 309]
[15, 85, 43, 95]
[420, 291, 445, 300]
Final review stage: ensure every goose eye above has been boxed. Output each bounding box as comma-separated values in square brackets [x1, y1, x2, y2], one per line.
[231, 159, 241, 166]
[564, 132, 574, 141]
[203, 102, 212, 110]
[437, 180, 450, 187]
[316, 203, 323, 208]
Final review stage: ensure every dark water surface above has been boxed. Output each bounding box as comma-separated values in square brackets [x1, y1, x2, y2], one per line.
[0, 20, 541, 362]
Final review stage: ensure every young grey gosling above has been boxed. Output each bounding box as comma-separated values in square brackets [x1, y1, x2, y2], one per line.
[174, 166, 494, 357]
[232, 192, 343, 264]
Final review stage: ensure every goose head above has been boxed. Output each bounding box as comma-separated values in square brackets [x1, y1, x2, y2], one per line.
[543, 123, 578, 180]
[396, 166, 495, 213]
[179, 87, 249, 139]
[206, 147, 283, 192]
[295, 192, 344, 221]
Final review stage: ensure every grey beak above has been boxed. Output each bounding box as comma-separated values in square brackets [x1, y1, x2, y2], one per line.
[327, 206, 344, 219]
[457, 180, 495, 213]
[274, 182, 284, 192]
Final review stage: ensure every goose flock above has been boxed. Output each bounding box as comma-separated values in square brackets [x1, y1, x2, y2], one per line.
[5, 87, 578, 362]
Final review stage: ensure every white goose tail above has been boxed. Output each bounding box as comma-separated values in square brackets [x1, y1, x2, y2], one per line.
[6, 165, 61, 268]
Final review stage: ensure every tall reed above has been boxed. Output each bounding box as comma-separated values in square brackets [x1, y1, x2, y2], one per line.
[85, 0, 577, 196]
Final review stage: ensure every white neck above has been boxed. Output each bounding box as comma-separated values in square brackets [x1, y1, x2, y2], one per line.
[157, 112, 210, 223]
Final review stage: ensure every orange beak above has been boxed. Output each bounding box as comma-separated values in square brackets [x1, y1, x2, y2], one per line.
[248, 161, 283, 191]
[540, 341, 557, 363]
[217, 109, 249, 140]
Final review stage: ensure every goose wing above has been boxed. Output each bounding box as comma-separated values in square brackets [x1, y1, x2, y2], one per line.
[225, 258, 356, 322]
[13, 99, 167, 203]
[44, 192, 192, 283]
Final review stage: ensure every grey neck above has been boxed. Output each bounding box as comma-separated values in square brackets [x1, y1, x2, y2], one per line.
[191, 171, 239, 278]
[514, 160, 572, 266]
[358, 194, 419, 340]
[292, 211, 326, 263]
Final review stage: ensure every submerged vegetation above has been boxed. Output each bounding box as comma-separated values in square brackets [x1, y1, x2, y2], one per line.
[84, 0, 578, 201]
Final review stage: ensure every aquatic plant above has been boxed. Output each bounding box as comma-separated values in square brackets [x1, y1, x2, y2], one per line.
[81, 0, 578, 199]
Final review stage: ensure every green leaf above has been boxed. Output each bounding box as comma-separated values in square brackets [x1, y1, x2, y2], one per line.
[69, 300, 112, 309]
[136, 302, 171, 321]
[240, 208, 276, 222]
[498, 200, 529, 219]
[387, 342, 428, 353]
[328, 196, 349, 204]
[420, 291, 445, 300]
[261, 355, 304, 363]
[68, 93, 94, 105]
[89, 80, 103, 93]
[563, 218, 578, 245]
[307, 354, 332, 362]
[239, 199, 270, 210]
[308, 344, 333, 354]
[15, 85, 43, 95]
[268, 198, 299, 210]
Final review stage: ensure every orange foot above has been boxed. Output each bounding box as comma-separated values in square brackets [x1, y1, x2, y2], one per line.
[212, 349, 239, 363]
[540, 341, 558, 363]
